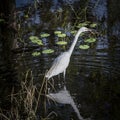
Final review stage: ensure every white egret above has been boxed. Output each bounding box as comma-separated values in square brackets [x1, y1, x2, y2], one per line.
[47, 86, 84, 120]
[45, 27, 91, 80]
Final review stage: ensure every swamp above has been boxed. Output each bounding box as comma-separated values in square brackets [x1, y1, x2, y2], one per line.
[0, 0, 120, 120]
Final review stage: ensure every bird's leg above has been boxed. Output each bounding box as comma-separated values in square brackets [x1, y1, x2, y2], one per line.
[58, 74, 60, 80]
[51, 77, 54, 87]
[63, 70, 66, 81]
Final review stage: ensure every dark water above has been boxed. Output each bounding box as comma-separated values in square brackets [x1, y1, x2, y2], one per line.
[0, 0, 120, 120]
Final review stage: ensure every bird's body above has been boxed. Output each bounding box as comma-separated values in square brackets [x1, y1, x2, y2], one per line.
[46, 52, 70, 79]
[45, 27, 91, 80]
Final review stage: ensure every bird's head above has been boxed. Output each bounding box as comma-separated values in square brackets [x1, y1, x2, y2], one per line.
[79, 27, 92, 32]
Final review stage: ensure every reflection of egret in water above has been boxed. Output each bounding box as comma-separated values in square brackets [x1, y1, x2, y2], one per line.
[45, 27, 92, 80]
[47, 86, 85, 120]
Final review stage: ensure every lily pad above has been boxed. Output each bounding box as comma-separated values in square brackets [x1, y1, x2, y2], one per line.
[24, 14, 29, 18]
[84, 38, 96, 43]
[79, 45, 90, 49]
[70, 30, 77, 34]
[90, 23, 97, 28]
[0, 19, 5, 22]
[40, 33, 50, 38]
[29, 36, 43, 45]
[29, 36, 39, 40]
[77, 22, 88, 28]
[42, 49, 54, 54]
[54, 30, 62, 34]
[32, 52, 41, 56]
[57, 33, 66, 38]
[56, 41, 67, 45]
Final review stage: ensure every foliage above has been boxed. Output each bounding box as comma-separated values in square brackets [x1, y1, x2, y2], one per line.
[42, 49, 54, 54]
[57, 33, 66, 38]
[29, 36, 43, 45]
[54, 30, 62, 35]
[56, 41, 67, 45]
[32, 51, 41, 56]
[79, 44, 90, 49]
[40, 33, 50, 38]
[90, 23, 97, 28]
[0, 19, 5, 23]
[84, 38, 96, 43]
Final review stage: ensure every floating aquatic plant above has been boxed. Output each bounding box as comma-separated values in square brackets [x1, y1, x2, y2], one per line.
[76, 22, 88, 28]
[57, 33, 66, 38]
[84, 38, 96, 43]
[54, 30, 62, 35]
[29, 36, 43, 45]
[42, 49, 54, 54]
[24, 14, 29, 18]
[0, 19, 5, 23]
[79, 45, 90, 49]
[90, 23, 97, 28]
[56, 41, 67, 45]
[70, 30, 77, 35]
[40, 33, 50, 38]
[32, 52, 41, 56]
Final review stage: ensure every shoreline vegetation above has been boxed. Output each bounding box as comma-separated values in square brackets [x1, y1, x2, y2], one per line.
[0, 70, 54, 120]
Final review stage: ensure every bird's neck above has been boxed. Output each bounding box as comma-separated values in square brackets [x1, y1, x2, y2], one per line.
[68, 30, 83, 55]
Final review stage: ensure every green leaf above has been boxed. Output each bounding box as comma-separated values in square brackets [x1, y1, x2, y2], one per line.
[70, 30, 77, 34]
[57, 33, 66, 38]
[90, 23, 97, 28]
[29, 36, 43, 45]
[32, 52, 41, 56]
[79, 45, 90, 49]
[42, 49, 54, 54]
[54, 31, 62, 34]
[29, 36, 39, 41]
[0, 19, 5, 23]
[56, 41, 67, 45]
[40, 33, 50, 38]
[24, 14, 29, 18]
[76, 22, 88, 28]
[84, 38, 96, 43]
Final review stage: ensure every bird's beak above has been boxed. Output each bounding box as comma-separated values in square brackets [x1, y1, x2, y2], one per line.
[88, 28, 93, 32]
[88, 28, 97, 34]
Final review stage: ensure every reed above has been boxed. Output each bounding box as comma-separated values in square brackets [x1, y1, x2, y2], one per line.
[0, 70, 52, 120]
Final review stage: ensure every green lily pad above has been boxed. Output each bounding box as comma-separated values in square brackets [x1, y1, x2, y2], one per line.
[79, 45, 90, 49]
[54, 31, 62, 34]
[35, 40, 43, 45]
[0, 19, 5, 22]
[24, 14, 29, 18]
[90, 23, 97, 28]
[56, 41, 67, 45]
[32, 52, 41, 56]
[77, 22, 88, 28]
[85, 21, 91, 24]
[70, 30, 77, 34]
[40, 33, 50, 38]
[57, 33, 66, 38]
[84, 38, 96, 43]
[29, 36, 43, 45]
[29, 36, 39, 40]
[42, 49, 54, 54]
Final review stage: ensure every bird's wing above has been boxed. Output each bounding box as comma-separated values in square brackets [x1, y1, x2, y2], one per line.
[46, 52, 70, 78]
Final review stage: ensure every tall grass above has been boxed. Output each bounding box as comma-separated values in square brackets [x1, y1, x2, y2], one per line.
[0, 70, 50, 120]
